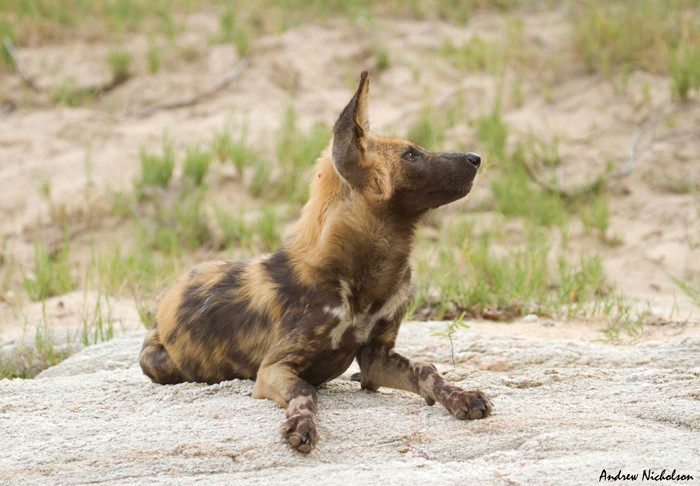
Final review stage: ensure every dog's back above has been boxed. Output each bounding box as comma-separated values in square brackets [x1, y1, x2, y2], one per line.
[140, 258, 270, 384]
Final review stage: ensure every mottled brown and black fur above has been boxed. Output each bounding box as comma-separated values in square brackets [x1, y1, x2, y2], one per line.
[140, 71, 492, 452]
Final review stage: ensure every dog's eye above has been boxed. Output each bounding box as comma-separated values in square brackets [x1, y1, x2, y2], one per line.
[402, 148, 419, 161]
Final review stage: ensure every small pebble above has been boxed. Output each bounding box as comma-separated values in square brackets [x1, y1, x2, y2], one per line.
[522, 314, 539, 323]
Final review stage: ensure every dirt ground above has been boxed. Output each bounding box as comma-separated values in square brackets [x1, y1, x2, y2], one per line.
[2, 9, 699, 342]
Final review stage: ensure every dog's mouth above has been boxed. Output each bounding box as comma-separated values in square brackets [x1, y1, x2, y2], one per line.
[428, 181, 473, 197]
[424, 182, 473, 210]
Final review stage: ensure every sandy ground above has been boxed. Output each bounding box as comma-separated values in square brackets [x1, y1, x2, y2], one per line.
[1, 11, 699, 328]
[1, 322, 699, 485]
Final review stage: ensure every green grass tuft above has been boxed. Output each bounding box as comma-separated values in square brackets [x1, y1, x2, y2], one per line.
[214, 207, 252, 250]
[139, 191, 212, 255]
[80, 292, 115, 346]
[50, 77, 92, 106]
[1, 23, 16, 68]
[106, 47, 130, 83]
[272, 107, 329, 205]
[138, 138, 175, 190]
[572, 0, 699, 76]
[146, 36, 161, 74]
[254, 206, 282, 252]
[431, 312, 470, 368]
[490, 166, 568, 227]
[439, 36, 499, 73]
[670, 45, 700, 101]
[373, 44, 390, 71]
[217, 5, 249, 55]
[407, 105, 446, 150]
[211, 125, 258, 177]
[412, 222, 614, 321]
[671, 276, 700, 307]
[474, 98, 507, 162]
[183, 145, 212, 186]
[22, 239, 73, 301]
[580, 194, 610, 239]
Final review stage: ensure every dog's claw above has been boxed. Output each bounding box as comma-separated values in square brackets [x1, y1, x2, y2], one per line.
[443, 388, 492, 420]
[468, 408, 484, 420]
[282, 414, 319, 453]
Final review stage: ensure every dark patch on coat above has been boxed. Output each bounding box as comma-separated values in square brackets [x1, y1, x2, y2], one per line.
[263, 249, 341, 309]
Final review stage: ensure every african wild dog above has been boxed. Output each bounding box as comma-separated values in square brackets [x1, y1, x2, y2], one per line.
[140, 71, 492, 452]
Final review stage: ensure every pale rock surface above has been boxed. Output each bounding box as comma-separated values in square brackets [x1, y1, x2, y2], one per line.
[2, 322, 699, 485]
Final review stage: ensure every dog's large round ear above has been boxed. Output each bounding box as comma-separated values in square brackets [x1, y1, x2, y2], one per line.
[332, 71, 369, 187]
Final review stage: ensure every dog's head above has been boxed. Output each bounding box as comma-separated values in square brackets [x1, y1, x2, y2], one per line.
[331, 71, 480, 216]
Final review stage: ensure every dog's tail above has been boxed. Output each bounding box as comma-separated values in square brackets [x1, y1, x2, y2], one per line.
[139, 325, 185, 384]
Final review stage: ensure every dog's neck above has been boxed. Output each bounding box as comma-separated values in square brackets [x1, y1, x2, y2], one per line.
[285, 151, 419, 301]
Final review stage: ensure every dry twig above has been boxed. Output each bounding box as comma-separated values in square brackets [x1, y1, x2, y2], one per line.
[3, 36, 131, 101]
[0, 101, 16, 118]
[93, 74, 131, 99]
[521, 113, 669, 199]
[132, 56, 250, 118]
[3, 37, 39, 91]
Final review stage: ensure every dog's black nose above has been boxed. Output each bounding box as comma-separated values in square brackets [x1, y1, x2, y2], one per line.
[466, 152, 481, 169]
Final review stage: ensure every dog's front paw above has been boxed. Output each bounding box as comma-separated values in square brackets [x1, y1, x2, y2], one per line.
[442, 386, 493, 420]
[282, 414, 319, 453]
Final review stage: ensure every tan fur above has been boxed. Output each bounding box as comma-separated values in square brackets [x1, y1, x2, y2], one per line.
[236, 259, 283, 321]
[139, 71, 491, 453]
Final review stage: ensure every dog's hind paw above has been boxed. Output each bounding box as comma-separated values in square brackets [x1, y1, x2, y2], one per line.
[349, 372, 361, 382]
[282, 414, 319, 453]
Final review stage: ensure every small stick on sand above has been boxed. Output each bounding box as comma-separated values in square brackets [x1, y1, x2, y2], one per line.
[521, 112, 669, 199]
[3, 37, 40, 91]
[132, 56, 250, 118]
[0, 101, 16, 118]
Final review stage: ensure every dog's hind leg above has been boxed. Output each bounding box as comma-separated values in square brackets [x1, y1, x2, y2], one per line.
[139, 327, 185, 385]
[356, 343, 493, 420]
[252, 362, 319, 453]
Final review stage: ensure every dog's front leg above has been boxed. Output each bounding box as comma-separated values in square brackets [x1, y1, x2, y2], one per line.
[356, 344, 492, 420]
[252, 363, 319, 452]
